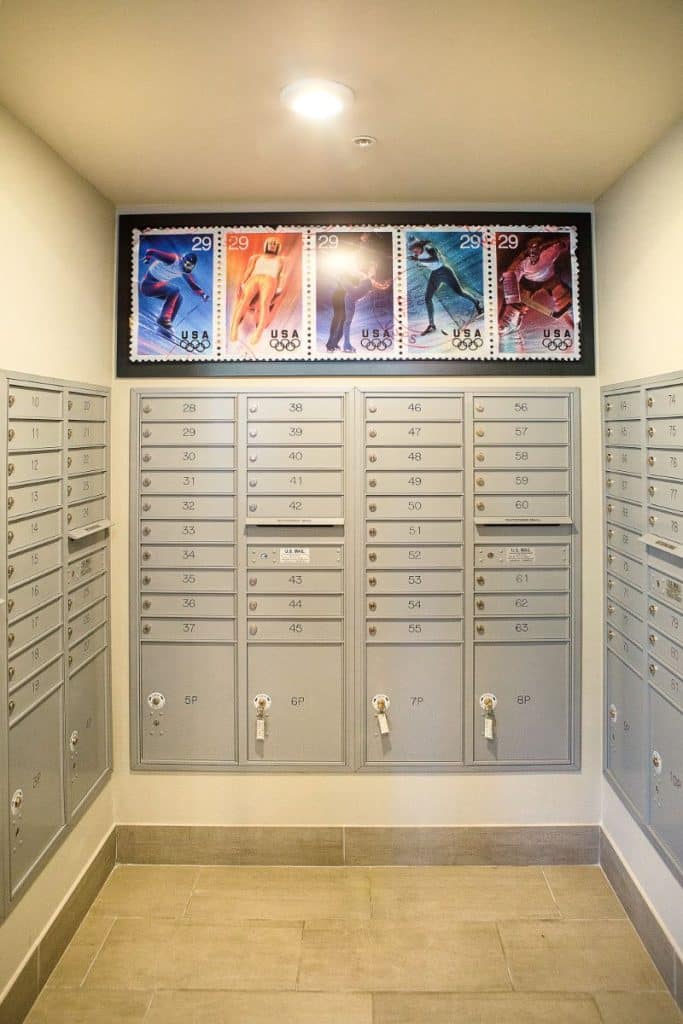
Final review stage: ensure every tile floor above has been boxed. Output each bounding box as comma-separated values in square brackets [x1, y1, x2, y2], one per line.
[26, 864, 682, 1023]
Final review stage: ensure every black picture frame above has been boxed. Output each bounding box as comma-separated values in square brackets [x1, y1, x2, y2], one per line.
[116, 210, 594, 378]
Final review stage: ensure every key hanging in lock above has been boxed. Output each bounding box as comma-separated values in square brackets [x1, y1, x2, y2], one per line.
[479, 693, 497, 740]
[372, 694, 390, 736]
[253, 693, 271, 741]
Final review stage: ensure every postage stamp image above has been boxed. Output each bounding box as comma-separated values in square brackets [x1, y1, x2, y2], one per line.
[493, 227, 579, 358]
[131, 229, 217, 360]
[403, 228, 489, 358]
[313, 228, 397, 358]
[224, 229, 306, 360]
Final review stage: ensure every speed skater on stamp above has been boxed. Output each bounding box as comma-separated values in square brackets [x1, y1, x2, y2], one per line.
[140, 250, 209, 334]
[229, 236, 287, 346]
[408, 237, 484, 335]
[498, 235, 573, 338]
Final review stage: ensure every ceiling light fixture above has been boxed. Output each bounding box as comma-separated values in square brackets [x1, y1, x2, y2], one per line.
[280, 79, 354, 121]
[353, 135, 377, 148]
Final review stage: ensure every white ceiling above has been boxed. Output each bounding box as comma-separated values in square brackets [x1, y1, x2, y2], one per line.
[0, 0, 681, 206]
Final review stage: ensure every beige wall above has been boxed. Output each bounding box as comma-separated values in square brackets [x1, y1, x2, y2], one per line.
[0, 106, 116, 998]
[596, 118, 683, 952]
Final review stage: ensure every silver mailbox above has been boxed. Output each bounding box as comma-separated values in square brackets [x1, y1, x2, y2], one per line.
[606, 651, 648, 816]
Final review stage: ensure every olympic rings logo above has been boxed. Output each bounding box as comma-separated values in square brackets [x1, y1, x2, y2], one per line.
[269, 338, 301, 352]
[542, 338, 572, 351]
[451, 337, 483, 351]
[179, 338, 211, 353]
[361, 338, 391, 351]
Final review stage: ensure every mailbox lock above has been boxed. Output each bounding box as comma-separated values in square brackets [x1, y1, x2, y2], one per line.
[607, 579, 613, 590]
[648, 515, 656, 526]
[605, 401, 612, 412]
[651, 750, 662, 774]
[607, 528, 614, 538]
[368, 552, 377, 562]
[7, 395, 14, 407]
[476, 452, 485, 462]
[368, 405, 377, 414]
[607, 554, 614, 564]
[69, 730, 79, 751]
[7, 598, 13, 613]
[479, 692, 497, 740]
[648, 662, 657, 676]
[368, 625, 377, 636]
[476, 428, 484, 438]
[249, 576, 257, 586]
[371, 693, 390, 735]
[7, 428, 14, 442]
[142, 624, 151, 634]
[476, 599, 484, 610]
[647, 426, 655, 438]
[67, 513, 72, 523]
[249, 624, 258, 636]
[7, 496, 13, 509]
[143, 429, 151, 438]
[67, 485, 72, 497]
[475, 404, 484, 413]
[249, 504, 257, 513]
[368, 478, 377, 488]
[142, 527, 151, 536]
[10, 789, 23, 816]
[6, 530, 12, 544]
[249, 429, 258, 438]
[607, 604, 615, 614]
[249, 455, 257, 463]
[142, 551, 151, 561]
[607, 503, 614, 513]
[142, 600, 151, 610]
[8, 666, 14, 680]
[606, 427, 613, 437]
[142, 478, 151, 487]
[143, 575, 151, 585]
[249, 404, 258, 414]
[68, 399, 73, 410]
[8, 699, 15, 714]
[476, 575, 485, 585]
[606, 453, 613, 463]
[249, 480, 257, 488]
[7, 632, 14, 645]
[476, 478, 484, 487]
[254, 693, 271, 741]
[368, 454, 377, 463]
[607, 629, 615, 640]
[476, 624, 485, 635]
[368, 601, 377, 611]
[147, 692, 166, 711]
[606, 479, 613, 489]
[648, 603, 656, 615]
[648, 633, 656, 645]
[368, 576, 377, 587]
[648, 455, 655, 466]
[7, 565, 14, 578]
[648, 485, 656, 497]
[142, 405, 152, 414]
[369, 504, 377, 512]
[369, 429, 377, 439]
[476, 502, 485, 511]
[142, 503, 151, 511]
[142, 454, 151, 463]
[368, 527, 377, 537]
[68, 627, 73, 638]
[67, 456, 72, 468]
[647, 395, 654, 408]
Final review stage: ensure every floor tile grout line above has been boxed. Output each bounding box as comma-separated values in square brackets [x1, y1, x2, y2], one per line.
[540, 866, 563, 919]
[494, 921, 515, 993]
[140, 990, 156, 1023]
[77, 914, 117, 989]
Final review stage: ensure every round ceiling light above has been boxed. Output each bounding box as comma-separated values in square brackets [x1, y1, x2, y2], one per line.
[280, 79, 354, 120]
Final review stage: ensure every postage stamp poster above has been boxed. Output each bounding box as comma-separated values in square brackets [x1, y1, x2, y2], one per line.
[224, 229, 307, 360]
[131, 229, 218, 360]
[312, 228, 398, 358]
[402, 227, 491, 359]
[493, 227, 580, 359]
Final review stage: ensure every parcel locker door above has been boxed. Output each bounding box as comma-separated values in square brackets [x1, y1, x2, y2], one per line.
[606, 651, 647, 817]
[473, 643, 571, 764]
[364, 645, 463, 765]
[8, 688, 65, 897]
[649, 689, 683, 866]
[247, 645, 344, 765]
[67, 650, 109, 815]
[140, 644, 236, 765]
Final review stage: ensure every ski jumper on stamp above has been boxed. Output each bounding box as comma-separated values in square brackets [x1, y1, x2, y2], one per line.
[140, 250, 209, 337]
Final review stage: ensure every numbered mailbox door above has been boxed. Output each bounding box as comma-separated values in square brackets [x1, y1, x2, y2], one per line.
[67, 649, 109, 815]
[606, 651, 648, 817]
[650, 689, 683, 866]
[140, 644, 236, 766]
[8, 688, 65, 897]
[247, 645, 344, 765]
[473, 643, 571, 764]
[364, 645, 463, 765]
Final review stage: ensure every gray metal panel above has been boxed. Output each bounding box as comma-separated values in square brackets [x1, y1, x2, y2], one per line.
[646, 418, 683, 447]
[367, 520, 463, 544]
[8, 420, 62, 451]
[366, 495, 463, 519]
[248, 446, 344, 470]
[366, 447, 463, 471]
[646, 383, 683, 418]
[606, 497, 644, 531]
[141, 446, 235, 470]
[141, 495, 236, 519]
[67, 649, 108, 815]
[248, 421, 342, 444]
[474, 421, 569, 445]
[7, 479, 62, 519]
[474, 446, 568, 470]
[605, 419, 643, 445]
[606, 651, 648, 817]
[366, 546, 463, 569]
[474, 395, 568, 420]
[649, 688, 683, 865]
[8, 509, 62, 552]
[8, 384, 62, 420]
[142, 421, 235, 445]
[367, 421, 464, 445]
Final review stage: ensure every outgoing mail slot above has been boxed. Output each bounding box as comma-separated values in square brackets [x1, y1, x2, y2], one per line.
[8, 655, 62, 724]
[367, 421, 463, 446]
[647, 656, 683, 713]
[247, 569, 342, 594]
[648, 478, 683, 515]
[140, 544, 234, 569]
[7, 479, 62, 520]
[247, 470, 342, 494]
[67, 447, 105, 475]
[604, 420, 643, 446]
[246, 495, 344, 520]
[67, 648, 108, 815]
[67, 546, 107, 588]
[69, 624, 107, 673]
[140, 471, 235, 494]
[68, 391, 106, 421]
[366, 545, 462, 569]
[604, 391, 639, 421]
[366, 619, 463, 644]
[8, 450, 62, 485]
[140, 569, 234, 593]
[247, 446, 343, 470]
[9, 626, 63, 688]
[141, 520, 235, 544]
[366, 471, 463, 495]
[474, 567, 569, 592]
[366, 495, 463, 520]
[475, 544, 569, 568]
[646, 418, 683, 448]
[140, 396, 235, 421]
[646, 628, 683, 677]
[8, 384, 62, 420]
[70, 598, 107, 646]
[9, 568, 62, 623]
[474, 494, 571, 522]
[648, 567, 683, 608]
[141, 593, 235, 618]
[606, 650, 648, 816]
[648, 599, 683, 645]
[8, 687, 65, 897]
[604, 448, 641, 476]
[606, 600, 642, 645]
[141, 618, 235, 642]
[606, 624, 643, 675]
[474, 395, 568, 420]
[606, 549, 645, 589]
[649, 689, 683, 863]
[606, 575, 643, 617]
[68, 472, 106, 504]
[248, 420, 342, 445]
[475, 593, 569, 617]
[367, 570, 463, 594]
[604, 472, 644, 504]
[474, 447, 568, 470]
[366, 447, 463, 471]
[247, 594, 342, 618]
[140, 446, 234, 471]
[605, 525, 642, 560]
[8, 419, 62, 451]
[141, 421, 235, 445]
[248, 545, 343, 568]
[366, 520, 463, 544]
[365, 396, 462, 420]
[606, 497, 644, 532]
[67, 498, 106, 529]
[474, 618, 569, 642]
[67, 421, 106, 447]
[366, 594, 463, 618]
[9, 539, 62, 588]
[68, 573, 107, 617]
[140, 495, 235, 519]
[247, 395, 343, 420]
[474, 470, 569, 493]
[474, 421, 569, 445]
[247, 619, 342, 643]
[646, 507, 683, 547]
[8, 509, 61, 551]
[646, 449, 683, 482]
[10, 598, 63, 653]
[646, 383, 683, 419]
